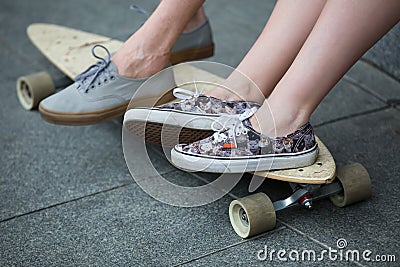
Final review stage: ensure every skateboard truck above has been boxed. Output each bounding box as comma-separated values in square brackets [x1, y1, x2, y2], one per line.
[273, 182, 343, 211]
[299, 194, 313, 209]
[229, 163, 372, 238]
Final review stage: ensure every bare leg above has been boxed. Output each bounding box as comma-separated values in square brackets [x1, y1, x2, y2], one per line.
[112, 0, 205, 78]
[249, 0, 400, 137]
[209, 0, 327, 103]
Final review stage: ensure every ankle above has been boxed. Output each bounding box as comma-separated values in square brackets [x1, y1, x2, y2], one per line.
[249, 105, 310, 137]
[207, 75, 266, 104]
[183, 8, 206, 33]
[112, 40, 170, 78]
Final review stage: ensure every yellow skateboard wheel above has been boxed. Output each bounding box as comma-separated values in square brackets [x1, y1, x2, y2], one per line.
[330, 163, 372, 207]
[229, 193, 276, 238]
[16, 71, 55, 110]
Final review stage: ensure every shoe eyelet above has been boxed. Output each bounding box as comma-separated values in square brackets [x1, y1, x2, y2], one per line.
[104, 79, 108, 84]
[91, 85, 95, 89]
[110, 76, 116, 80]
[97, 82, 102, 86]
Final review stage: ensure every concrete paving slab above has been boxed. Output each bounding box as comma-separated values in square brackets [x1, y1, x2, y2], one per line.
[183, 228, 356, 266]
[346, 60, 400, 102]
[0, 96, 182, 221]
[310, 79, 385, 126]
[0, 110, 131, 221]
[363, 23, 400, 82]
[273, 109, 400, 266]
[0, 183, 242, 266]
[204, 0, 274, 67]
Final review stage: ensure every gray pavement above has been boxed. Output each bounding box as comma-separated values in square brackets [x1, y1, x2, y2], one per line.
[1, 0, 399, 266]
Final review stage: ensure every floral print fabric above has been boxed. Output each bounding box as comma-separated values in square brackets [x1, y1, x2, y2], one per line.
[177, 120, 317, 158]
[159, 94, 260, 116]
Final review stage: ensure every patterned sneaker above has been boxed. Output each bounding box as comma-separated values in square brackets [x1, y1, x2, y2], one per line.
[39, 45, 176, 125]
[171, 117, 319, 173]
[123, 87, 261, 145]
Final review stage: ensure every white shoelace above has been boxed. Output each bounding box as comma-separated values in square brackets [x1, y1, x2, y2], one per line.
[172, 80, 204, 100]
[209, 106, 258, 148]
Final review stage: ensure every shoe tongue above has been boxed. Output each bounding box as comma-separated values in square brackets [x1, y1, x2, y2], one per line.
[241, 119, 263, 138]
[108, 60, 119, 74]
[242, 118, 253, 128]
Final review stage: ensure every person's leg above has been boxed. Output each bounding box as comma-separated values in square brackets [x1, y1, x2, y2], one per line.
[39, 0, 211, 125]
[169, 0, 400, 172]
[123, 0, 327, 144]
[112, 0, 205, 78]
[250, 0, 400, 137]
[209, 0, 327, 103]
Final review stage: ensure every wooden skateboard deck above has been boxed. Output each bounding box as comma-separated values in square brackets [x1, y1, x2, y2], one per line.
[27, 23, 123, 79]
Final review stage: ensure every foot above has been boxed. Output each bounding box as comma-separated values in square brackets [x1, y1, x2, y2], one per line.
[39, 45, 175, 125]
[113, 17, 214, 78]
[123, 87, 261, 145]
[247, 97, 311, 138]
[39, 18, 215, 126]
[171, 118, 319, 173]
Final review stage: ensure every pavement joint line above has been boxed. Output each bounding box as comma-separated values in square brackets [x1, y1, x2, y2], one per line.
[277, 219, 368, 267]
[360, 58, 400, 84]
[174, 226, 287, 266]
[0, 181, 134, 224]
[343, 74, 389, 104]
[314, 105, 391, 129]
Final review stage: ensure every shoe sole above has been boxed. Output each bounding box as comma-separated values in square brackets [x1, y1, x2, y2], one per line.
[171, 145, 319, 173]
[170, 43, 214, 65]
[124, 120, 214, 147]
[124, 108, 220, 146]
[39, 101, 129, 125]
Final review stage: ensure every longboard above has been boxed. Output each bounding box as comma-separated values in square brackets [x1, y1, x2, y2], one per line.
[169, 64, 371, 238]
[17, 23, 123, 110]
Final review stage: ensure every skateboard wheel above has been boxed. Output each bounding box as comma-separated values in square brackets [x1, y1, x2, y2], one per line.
[16, 72, 55, 110]
[330, 163, 371, 207]
[229, 193, 276, 238]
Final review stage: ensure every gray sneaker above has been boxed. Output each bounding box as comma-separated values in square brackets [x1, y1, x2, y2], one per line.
[171, 19, 214, 64]
[39, 18, 213, 125]
[130, 5, 214, 64]
[39, 45, 176, 125]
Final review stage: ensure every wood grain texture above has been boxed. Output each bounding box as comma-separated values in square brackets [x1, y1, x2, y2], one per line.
[27, 23, 123, 79]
